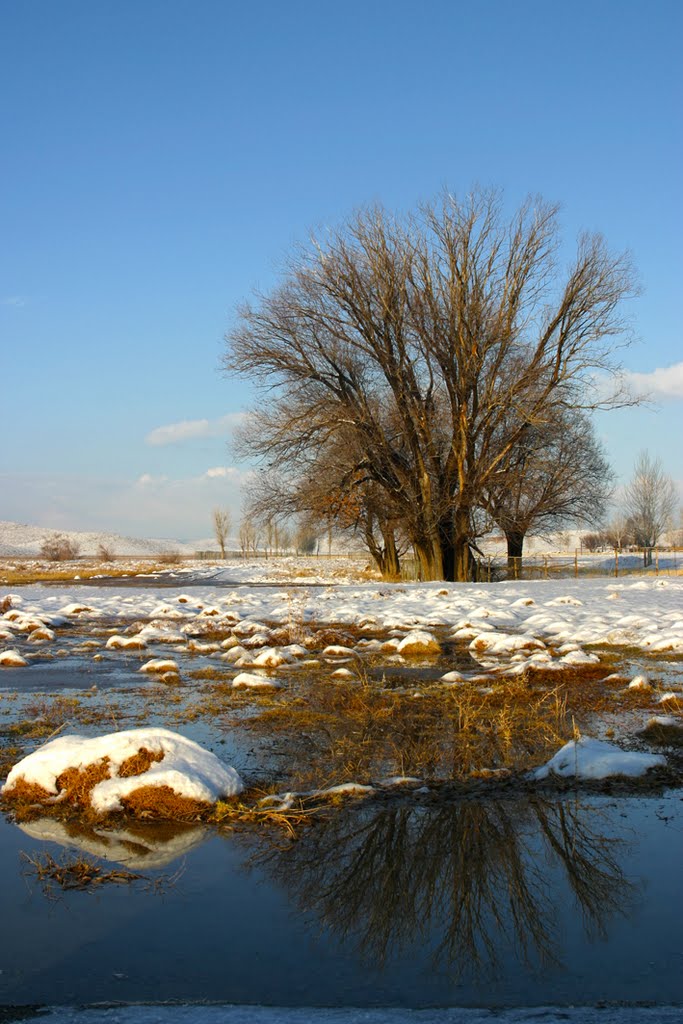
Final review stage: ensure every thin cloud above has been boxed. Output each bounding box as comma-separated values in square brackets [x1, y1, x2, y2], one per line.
[0, 469, 245, 538]
[1, 295, 28, 307]
[204, 466, 240, 479]
[145, 413, 245, 446]
[136, 473, 169, 487]
[624, 361, 683, 400]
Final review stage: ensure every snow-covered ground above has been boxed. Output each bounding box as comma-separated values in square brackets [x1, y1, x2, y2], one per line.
[0, 520, 203, 557]
[33, 1003, 683, 1023]
[4, 567, 681, 656]
[1, 563, 681, 787]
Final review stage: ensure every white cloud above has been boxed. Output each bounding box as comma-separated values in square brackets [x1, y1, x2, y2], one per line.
[204, 466, 240, 479]
[1, 295, 28, 307]
[624, 361, 683, 400]
[145, 413, 245, 446]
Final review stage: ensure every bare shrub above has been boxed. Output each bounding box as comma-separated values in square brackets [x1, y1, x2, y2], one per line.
[97, 543, 115, 562]
[40, 534, 80, 561]
[158, 551, 183, 565]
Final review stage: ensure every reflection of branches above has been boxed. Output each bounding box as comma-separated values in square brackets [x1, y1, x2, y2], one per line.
[531, 797, 631, 940]
[257, 796, 633, 979]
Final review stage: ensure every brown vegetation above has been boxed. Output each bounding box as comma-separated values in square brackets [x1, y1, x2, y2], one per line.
[40, 534, 80, 561]
[21, 850, 142, 895]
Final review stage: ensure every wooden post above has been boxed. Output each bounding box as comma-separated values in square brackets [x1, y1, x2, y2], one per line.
[655, 549, 659, 575]
[544, 555, 548, 579]
[614, 549, 619, 578]
[487, 556, 491, 583]
[574, 549, 578, 578]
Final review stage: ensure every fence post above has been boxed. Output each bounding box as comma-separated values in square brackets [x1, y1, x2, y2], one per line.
[655, 549, 659, 575]
[574, 549, 578, 579]
[487, 556, 491, 583]
[544, 555, 548, 579]
[614, 549, 619, 578]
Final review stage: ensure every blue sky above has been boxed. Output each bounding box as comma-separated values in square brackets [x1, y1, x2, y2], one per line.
[1, 0, 681, 540]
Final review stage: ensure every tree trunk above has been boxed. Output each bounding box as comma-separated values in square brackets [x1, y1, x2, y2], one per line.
[379, 527, 401, 578]
[505, 530, 525, 577]
[451, 507, 475, 583]
[364, 517, 401, 579]
[414, 538, 445, 581]
[414, 509, 474, 583]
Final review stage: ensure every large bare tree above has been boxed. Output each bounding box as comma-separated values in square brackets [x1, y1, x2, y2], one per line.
[225, 189, 637, 582]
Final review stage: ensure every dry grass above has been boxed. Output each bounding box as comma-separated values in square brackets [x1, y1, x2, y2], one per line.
[21, 850, 142, 895]
[211, 789, 325, 838]
[0, 557, 189, 584]
[230, 671, 575, 789]
[56, 759, 112, 809]
[121, 784, 211, 820]
[118, 746, 164, 777]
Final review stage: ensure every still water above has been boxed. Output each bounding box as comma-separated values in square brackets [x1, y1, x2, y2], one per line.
[0, 792, 681, 1008]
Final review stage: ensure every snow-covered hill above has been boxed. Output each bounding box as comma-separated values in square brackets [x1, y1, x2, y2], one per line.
[0, 520, 200, 558]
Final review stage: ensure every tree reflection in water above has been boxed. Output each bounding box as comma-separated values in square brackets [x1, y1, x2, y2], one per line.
[255, 796, 634, 978]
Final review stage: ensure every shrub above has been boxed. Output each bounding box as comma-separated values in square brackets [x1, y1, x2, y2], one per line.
[40, 534, 80, 561]
[158, 551, 183, 565]
[97, 543, 115, 562]
[582, 532, 605, 553]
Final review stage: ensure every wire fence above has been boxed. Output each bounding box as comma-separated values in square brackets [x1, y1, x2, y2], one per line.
[191, 547, 683, 582]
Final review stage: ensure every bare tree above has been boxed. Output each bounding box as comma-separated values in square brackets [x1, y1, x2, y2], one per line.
[238, 514, 259, 557]
[225, 189, 638, 581]
[212, 507, 232, 559]
[603, 513, 632, 551]
[484, 409, 613, 571]
[624, 451, 678, 566]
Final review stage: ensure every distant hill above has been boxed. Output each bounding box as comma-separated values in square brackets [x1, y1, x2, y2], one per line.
[0, 521, 202, 558]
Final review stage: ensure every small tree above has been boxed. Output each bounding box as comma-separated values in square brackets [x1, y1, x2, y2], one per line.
[603, 514, 632, 552]
[623, 451, 678, 566]
[212, 507, 231, 559]
[485, 409, 613, 571]
[295, 522, 318, 554]
[238, 515, 259, 557]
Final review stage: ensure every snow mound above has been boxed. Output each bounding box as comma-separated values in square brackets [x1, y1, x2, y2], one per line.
[232, 672, 283, 689]
[1, 727, 243, 814]
[534, 736, 666, 780]
[397, 630, 441, 655]
[140, 658, 179, 673]
[0, 649, 28, 667]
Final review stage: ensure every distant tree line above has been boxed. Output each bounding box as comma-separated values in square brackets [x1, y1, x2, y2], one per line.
[582, 451, 679, 564]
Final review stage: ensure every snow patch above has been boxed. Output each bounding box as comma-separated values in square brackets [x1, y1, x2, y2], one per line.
[534, 736, 666, 780]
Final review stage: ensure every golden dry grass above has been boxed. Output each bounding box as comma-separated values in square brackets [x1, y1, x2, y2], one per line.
[120, 784, 210, 820]
[21, 850, 142, 894]
[230, 670, 575, 790]
[118, 746, 164, 777]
